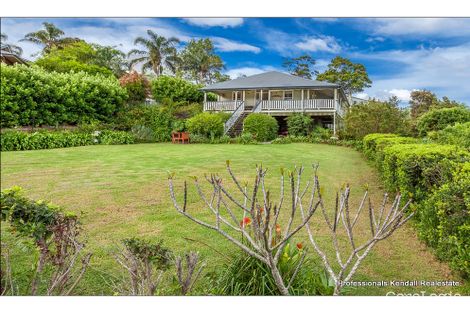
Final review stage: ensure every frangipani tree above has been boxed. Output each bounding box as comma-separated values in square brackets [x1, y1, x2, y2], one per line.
[168, 162, 414, 295]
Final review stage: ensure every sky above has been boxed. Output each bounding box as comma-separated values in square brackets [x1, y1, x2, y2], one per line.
[2, 17, 470, 105]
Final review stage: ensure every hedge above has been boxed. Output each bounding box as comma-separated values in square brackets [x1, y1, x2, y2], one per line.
[186, 112, 225, 138]
[151, 75, 204, 104]
[1, 130, 135, 151]
[381, 143, 470, 202]
[428, 122, 470, 149]
[417, 106, 470, 137]
[419, 163, 470, 278]
[0, 64, 128, 128]
[362, 133, 417, 165]
[243, 114, 279, 142]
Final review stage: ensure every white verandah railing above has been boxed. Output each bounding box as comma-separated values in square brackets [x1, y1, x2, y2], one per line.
[204, 100, 243, 111]
[260, 99, 336, 111]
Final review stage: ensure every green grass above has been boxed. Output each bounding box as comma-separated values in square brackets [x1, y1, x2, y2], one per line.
[1, 143, 466, 295]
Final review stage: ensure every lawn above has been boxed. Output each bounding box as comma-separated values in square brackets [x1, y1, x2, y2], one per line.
[0, 143, 465, 295]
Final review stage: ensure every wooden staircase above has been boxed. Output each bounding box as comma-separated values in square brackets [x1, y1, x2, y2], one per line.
[227, 111, 249, 137]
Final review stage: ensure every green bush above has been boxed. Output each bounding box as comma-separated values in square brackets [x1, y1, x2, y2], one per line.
[0, 129, 135, 151]
[243, 114, 278, 142]
[0, 64, 127, 128]
[310, 126, 332, 140]
[418, 163, 470, 278]
[141, 106, 176, 142]
[381, 143, 470, 202]
[344, 99, 411, 139]
[214, 243, 333, 296]
[151, 76, 204, 104]
[363, 133, 417, 164]
[428, 122, 470, 149]
[286, 113, 313, 136]
[417, 107, 470, 137]
[186, 112, 225, 139]
[119, 71, 150, 103]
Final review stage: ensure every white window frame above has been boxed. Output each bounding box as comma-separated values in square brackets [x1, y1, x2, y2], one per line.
[283, 90, 293, 100]
[232, 91, 241, 101]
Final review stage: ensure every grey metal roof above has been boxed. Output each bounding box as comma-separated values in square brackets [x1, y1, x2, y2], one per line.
[201, 71, 339, 91]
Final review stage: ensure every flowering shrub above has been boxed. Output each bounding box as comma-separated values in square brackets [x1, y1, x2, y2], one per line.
[119, 71, 150, 103]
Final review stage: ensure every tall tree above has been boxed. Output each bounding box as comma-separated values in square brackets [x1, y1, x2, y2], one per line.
[282, 55, 317, 79]
[1, 33, 23, 55]
[317, 56, 372, 96]
[128, 30, 180, 76]
[20, 22, 78, 55]
[92, 44, 128, 77]
[409, 90, 439, 119]
[179, 38, 225, 84]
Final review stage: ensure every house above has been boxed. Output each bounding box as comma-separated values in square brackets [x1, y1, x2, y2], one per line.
[201, 71, 349, 136]
[0, 44, 29, 66]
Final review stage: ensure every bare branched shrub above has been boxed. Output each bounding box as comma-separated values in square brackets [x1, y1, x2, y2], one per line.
[0, 243, 15, 295]
[298, 174, 414, 295]
[168, 162, 415, 296]
[169, 161, 321, 295]
[175, 251, 206, 295]
[114, 238, 172, 295]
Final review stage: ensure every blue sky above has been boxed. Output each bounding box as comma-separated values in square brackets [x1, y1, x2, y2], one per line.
[2, 17, 470, 104]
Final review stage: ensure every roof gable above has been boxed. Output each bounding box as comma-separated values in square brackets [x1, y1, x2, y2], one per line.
[201, 71, 338, 91]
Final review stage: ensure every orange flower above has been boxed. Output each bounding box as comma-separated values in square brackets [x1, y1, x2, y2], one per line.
[240, 217, 252, 227]
[275, 224, 281, 234]
[296, 242, 303, 250]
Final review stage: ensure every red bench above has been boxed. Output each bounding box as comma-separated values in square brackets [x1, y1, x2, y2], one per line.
[172, 132, 190, 144]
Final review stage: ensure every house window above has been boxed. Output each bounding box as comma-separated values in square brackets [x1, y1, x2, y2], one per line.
[284, 90, 293, 100]
[232, 91, 241, 101]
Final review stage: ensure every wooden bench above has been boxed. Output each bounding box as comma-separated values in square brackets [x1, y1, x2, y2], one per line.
[171, 132, 190, 144]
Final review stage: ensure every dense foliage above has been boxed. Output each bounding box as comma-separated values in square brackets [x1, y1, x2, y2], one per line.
[362, 134, 470, 279]
[1, 65, 127, 127]
[1, 130, 135, 151]
[416, 107, 470, 137]
[119, 71, 150, 103]
[286, 113, 313, 136]
[243, 114, 279, 142]
[151, 75, 204, 104]
[343, 99, 410, 139]
[419, 164, 470, 278]
[35, 41, 115, 76]
[428, 122, 470, 149]
[186, 112, 225, 139]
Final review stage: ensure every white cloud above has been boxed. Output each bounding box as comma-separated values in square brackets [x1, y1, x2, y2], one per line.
[295, 36, 341, 53]
[363, 18, 470, 37]
[365, 36, 385, 43]
[353, 44, 470, 104]
[225, 66, 281, 79]
[182, 18, 244, 28]
[311, 18, 339, 23]
[211, 37, 260, 53]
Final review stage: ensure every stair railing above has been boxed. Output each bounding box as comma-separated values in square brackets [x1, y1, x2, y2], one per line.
[224, 101, 245, 134]
[252, 100, 262, 113]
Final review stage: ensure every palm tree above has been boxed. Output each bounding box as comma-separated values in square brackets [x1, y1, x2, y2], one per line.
[20, 22, 78, 54]
[1, 33, 23, 55]
[128, 30, 180, 76]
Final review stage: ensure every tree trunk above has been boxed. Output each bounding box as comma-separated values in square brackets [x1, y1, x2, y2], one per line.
[268, 257, 289, 296]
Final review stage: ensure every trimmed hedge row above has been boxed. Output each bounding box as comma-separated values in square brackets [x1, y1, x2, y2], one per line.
[0, 64, 128, 128]
[362, 133, 470, 278]
[1, 130, 135, 151]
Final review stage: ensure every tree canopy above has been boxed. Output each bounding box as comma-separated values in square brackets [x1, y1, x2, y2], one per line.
[20, 22, 79, 55]
[282, 55, 318, 79]
[317, 56, 372, 95]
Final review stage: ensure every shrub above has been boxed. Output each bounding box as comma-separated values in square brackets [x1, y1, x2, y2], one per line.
[344, 99, 411, 139]
[381, 143, 470, 202]
[417, 107, 470, 137]
[243, 114, 278, 142]
[286, 113, 313, 136]
[119, 71, 150, 103]
[151, 76, 204, 104]
[141, 106, 176, 142]
[418, 164, 470, 278]
[186, 112, 225, 139]
[310, 126, 332, 140]
[362, 133, 417, 164]
[0, 130, 135, 151]
[215, 244, 333, 296]
[428, 122, 470, 149]
[0, 64, 127, 127]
